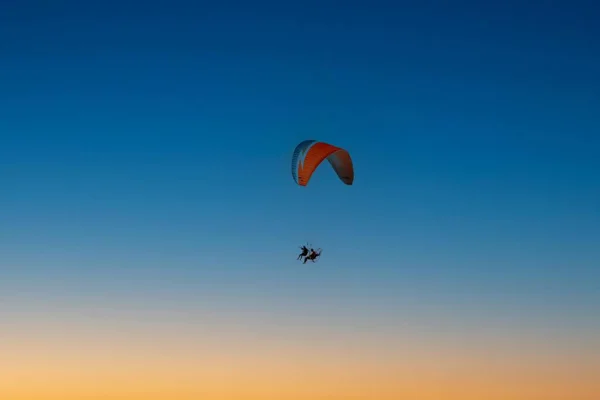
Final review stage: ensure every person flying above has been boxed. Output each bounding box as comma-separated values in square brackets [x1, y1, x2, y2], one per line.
[297, 245, 310, 260]
[303, 248, 321, 264]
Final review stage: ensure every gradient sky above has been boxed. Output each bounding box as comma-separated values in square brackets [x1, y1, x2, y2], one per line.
[2, 1, 599, 399]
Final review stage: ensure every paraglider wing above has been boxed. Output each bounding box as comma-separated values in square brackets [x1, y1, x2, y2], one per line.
[291, 140, 354, 186]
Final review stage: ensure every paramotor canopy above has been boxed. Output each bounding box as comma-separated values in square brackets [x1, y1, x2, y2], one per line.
[291, 140, 354, 186]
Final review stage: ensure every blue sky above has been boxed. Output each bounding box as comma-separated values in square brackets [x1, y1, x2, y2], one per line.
[1, 1, 599, 337]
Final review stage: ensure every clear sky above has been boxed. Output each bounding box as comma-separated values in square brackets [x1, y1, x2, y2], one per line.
[1, 1, 599, 399]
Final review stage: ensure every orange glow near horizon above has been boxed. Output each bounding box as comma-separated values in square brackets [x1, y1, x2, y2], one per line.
[2, 313, 598, 400]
